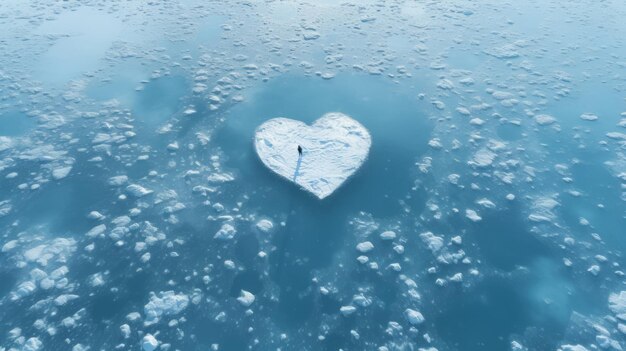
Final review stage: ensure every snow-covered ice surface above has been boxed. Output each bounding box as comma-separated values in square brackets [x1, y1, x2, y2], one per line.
[1, 1, 626, 351]
[254, 113, 371, 199]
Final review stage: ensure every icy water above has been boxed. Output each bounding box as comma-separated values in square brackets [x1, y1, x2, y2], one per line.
[1, 1, 626, 351]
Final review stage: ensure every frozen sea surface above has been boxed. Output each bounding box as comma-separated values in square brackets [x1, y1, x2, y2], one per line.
[0, 1, 626, 351]
[254, 112, 371, 199]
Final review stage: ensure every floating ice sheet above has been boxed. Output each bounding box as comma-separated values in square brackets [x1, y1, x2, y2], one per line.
[254, 113, 371, 199]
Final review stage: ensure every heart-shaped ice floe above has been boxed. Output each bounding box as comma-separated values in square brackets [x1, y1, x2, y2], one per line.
[254, 112, 371, 199]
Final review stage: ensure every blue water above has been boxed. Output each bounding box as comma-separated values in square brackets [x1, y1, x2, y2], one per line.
[0, 110, 35, 136]
[1, 1, 625, 351]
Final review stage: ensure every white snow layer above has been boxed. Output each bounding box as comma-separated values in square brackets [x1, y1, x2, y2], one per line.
[254, 113, 371, 199]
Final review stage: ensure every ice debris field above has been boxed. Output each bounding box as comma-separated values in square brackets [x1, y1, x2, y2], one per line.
[0, 1, 626, 351]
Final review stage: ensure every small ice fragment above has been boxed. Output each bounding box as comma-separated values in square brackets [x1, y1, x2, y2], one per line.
[609, 291, 626, 318]
[142, 334, 159, 351]
[214, 223, 236, 240]
[2, 239, 18, 252]
[167, 142, 179, 151]
[0, 200, 11, 217]
[534, 114, 556, 126]
[23, 337, 43, 351]
[559, 345, 589, 351]
[52, 166, 72, 180]
[476, 198, 495, 209]
[224, 260, 236, 269]
[587, 265, 600, 276]
[580, 113, 598, 121]
[380, 230, 396, 240]
[303, 31, 320, 40]
[126, 184, 153, 197]
[86, 224, 106, 238]
[606, 132, 626, 140]
[108, 175, 128, 186]
[87, 211, 104, 220]
[256, 219, 273, 233]
[356, 241, 374, 253]
[120, 324, 130, 338]
[470, 148, 496, 168]
[237, 290, 255, 307]
[465, 209, 482, 222]
[404, 308, 425, 325]
[419, 232, 444, 253]
[340, 305, 357, 316]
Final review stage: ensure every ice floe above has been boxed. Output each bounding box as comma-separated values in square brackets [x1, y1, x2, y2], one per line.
[254, 112, 371, 199]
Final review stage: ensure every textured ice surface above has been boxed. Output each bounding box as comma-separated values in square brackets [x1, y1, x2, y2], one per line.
[1, 1, 625, 350]
[254, 113, 371, 199]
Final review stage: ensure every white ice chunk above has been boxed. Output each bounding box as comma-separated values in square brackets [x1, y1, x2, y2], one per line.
[465, 209, 482, 222]
[142, 334, 159, 351]
[254, 113, 371, 199]
[340, 305, 357, 316]
[469, 148, 496, 168]
[404, 308, 425, 325]
[87, 211, 105, 220]
[214, 223, 236, 240]
[2, 239, 18, 252]
[559, 345, 589, 351]
[420, 232, 444, 253]
[237, 290, 255, 307]
[120, 324, 130, 338]
[23, 238, 76, 266]
[609, 291, 626, 320]
[256, 219, 274, 233]
[0, 200, 11, 217]
[86, 224, 106, 238]
[380, 230, 397, 240]
[126, 184, 153, 197]
[144, 291, 189, 326]
[580, 113, 598, 121]
[23, 337, 43, 351]
[108, 175, 128, 186]
[356, 241, 374, 253]
[52, 166, 72, 180]
[535, 114, 556, 126]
